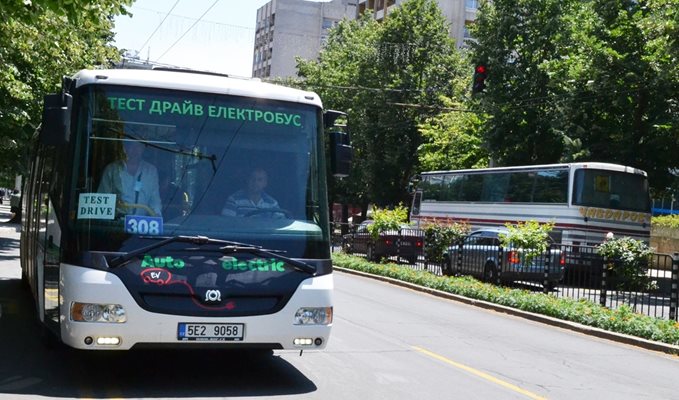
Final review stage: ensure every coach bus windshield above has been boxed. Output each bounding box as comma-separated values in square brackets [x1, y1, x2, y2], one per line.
[67, 85, 330, 259]
[572, 168, 650, 212]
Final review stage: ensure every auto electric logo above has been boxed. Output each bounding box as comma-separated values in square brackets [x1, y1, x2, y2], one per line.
[204, 289, 222, 303]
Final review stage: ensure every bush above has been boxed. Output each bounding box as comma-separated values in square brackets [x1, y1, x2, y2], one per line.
[367, 204, 409, 240]
[332, 253, 679, 347]
[498, 220, 555, 266]
[652, 214, 679, 229]
[596, 236, 655, 291]
[422, 220, 470, 263]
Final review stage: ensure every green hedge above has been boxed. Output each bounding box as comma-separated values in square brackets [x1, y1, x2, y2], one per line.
[332, 253, 679, 347]
[653, 214, 679, 229]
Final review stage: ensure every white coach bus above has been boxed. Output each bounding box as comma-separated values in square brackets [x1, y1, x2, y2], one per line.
[21, 68, 351, 351]
[410, 162, 651, 245]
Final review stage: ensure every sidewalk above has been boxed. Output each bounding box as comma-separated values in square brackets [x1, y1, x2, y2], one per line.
[0, 203, 21, 281]
[0, 203, 20, 233]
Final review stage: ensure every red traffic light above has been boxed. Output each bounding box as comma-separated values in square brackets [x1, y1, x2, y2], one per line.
[472, 64, 488, 94]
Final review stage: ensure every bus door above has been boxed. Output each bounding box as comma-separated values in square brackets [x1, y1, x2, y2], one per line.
[34, 146, 61, 335]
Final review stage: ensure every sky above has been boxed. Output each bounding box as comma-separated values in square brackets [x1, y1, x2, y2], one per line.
[113, 0, 271, 77]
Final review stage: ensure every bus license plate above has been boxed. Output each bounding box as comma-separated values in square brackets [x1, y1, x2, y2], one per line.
[177, 323, 244, 341]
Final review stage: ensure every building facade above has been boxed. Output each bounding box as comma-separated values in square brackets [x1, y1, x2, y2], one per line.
[252, 0, 480, 79]
[252, 0, 356, 78]
[356, 0, 479, 47]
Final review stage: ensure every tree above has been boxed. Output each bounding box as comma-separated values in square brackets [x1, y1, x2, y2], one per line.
[0, 0, 132, 178]
[550, 0, 679, 191]
[417, 96, 489, 171]
[470, 0, 574, 165]
[297, 13, 382, 220]
[1, 0, 130, 26]
[470, 0, 679, 192]
[298, 0, 468, 214]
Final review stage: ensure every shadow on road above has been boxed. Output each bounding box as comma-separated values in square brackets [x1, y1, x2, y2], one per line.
[0, 233, 20, 262]
[0, 277, 318, 398]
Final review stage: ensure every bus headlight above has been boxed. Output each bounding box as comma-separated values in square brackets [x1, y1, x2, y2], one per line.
[294, 307, 333, 325]
[71, 302, 127, 323]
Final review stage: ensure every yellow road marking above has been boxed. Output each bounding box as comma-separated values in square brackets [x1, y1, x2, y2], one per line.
[412, 346, 548, 400]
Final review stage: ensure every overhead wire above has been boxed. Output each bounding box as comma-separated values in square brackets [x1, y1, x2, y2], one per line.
[137, 0, 182, 54]
[157, 0, 221, 61]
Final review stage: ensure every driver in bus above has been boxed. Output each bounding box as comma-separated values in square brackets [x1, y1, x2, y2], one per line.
[98, 138, 162, 217]
[221, 167, 280, 217]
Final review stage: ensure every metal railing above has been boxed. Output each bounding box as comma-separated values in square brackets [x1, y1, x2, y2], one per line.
[331, 223, 679, 321]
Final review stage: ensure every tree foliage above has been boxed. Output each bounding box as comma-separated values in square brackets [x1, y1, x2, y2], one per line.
[471, 0, 679, 193]
[422, 219, 470, 263]
[0, 0, 132, 179]
[417, 96, 488, 171]
[367, 204, 409, 240]
[499, 220, 555, 267]
[298, 0, 469, 211]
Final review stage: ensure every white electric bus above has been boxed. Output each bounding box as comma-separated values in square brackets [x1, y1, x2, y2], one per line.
[21, 68, 351, 351]
[410, 162, 651, 245]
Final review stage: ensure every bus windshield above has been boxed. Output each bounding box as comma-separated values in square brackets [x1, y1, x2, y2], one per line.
[69, 84, 329, 258]
[572, 168, 650, 212]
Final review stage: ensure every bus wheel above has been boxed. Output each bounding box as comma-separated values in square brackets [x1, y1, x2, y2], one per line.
[38, 322, 63, 351]
[20, 268, 28, 288]
[483, 262, 499, 284]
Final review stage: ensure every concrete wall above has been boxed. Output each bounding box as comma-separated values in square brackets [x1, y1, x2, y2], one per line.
[651, 226, 679, 256]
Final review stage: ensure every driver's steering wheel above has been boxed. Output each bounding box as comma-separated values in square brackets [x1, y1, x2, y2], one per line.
[243, 208, 292, 218]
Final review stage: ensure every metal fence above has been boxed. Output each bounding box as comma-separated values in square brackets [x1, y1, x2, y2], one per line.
[331, 223, 679, 321]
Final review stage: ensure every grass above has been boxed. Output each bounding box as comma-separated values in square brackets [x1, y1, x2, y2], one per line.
[332, 252, 679, 347]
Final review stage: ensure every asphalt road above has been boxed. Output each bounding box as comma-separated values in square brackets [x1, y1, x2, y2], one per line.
[2, 207, 679, 399]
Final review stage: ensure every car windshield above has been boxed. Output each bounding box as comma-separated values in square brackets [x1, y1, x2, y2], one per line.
[66, 84, 330, 259]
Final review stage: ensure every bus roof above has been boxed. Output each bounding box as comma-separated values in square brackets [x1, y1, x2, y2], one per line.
[71, 69, 323, 108]
[420, 162, 647, 177]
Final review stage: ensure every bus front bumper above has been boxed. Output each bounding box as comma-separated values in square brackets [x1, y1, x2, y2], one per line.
[58, 264, 333, 350]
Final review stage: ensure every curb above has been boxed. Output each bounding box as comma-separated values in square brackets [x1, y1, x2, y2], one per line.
[335, 266, 679, 356]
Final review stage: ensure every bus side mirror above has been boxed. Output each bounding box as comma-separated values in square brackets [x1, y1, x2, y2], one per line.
[325, 110, 352, 178]
[331, 130, 352, 178]
[39, 93, 72, 146]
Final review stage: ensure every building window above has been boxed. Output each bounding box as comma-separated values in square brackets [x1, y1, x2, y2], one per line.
[465, 0, 478, 9]
[463, 23, 472, 38]
[322, 18, 335, 30]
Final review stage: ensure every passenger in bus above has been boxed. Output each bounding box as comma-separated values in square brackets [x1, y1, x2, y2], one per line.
[221, 167, 280, 217]
[98, 139, 162, 217]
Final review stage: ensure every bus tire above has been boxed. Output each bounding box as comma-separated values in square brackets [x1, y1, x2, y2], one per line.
[37, 320, 64, 351]
[20, 268, 28, 288]
[483, 262, 499, 284]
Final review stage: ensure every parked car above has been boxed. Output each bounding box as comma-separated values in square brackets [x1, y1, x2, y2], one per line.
[441, 227, 565, 290]
[342, 220, 424, 264]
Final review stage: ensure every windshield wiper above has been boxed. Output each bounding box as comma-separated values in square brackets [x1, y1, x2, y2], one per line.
[107, 235, 257, 268]
[218, 245, 317, 275]
[107, 235, 317, 275]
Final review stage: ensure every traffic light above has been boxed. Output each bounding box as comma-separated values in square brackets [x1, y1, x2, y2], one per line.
[472, 64, 488, 94]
